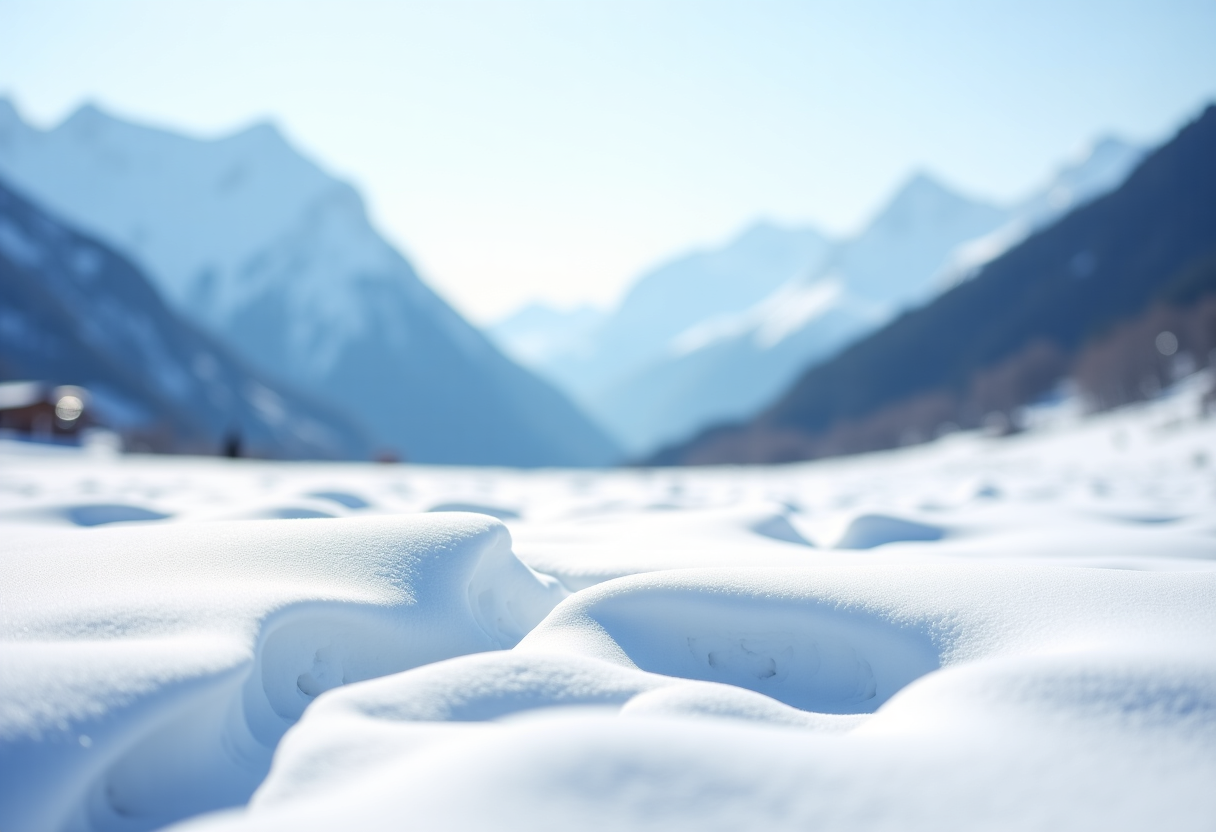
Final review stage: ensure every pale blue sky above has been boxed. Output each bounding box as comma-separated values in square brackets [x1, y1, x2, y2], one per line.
[1, 0, 1214, 321]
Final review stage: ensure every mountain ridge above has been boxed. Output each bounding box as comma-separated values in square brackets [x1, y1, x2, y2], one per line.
[0, 98, 619, 466]
[650, 104, 1216, 465]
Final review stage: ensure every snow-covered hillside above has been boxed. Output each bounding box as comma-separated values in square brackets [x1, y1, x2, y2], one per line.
[0, 99, 619, 466]
[491, 140, 1144, 457]
[0, 372, 1212, 831]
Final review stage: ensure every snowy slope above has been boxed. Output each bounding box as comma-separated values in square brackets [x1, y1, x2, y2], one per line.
[0, 175, 370, 458]
[0, 99, 619, 466]
[0, 372, 1213, 831]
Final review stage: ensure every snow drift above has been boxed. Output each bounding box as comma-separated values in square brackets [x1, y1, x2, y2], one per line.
[0, 514, 564, 832]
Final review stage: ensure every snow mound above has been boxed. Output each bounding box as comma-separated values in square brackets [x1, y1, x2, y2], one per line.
[0, 514, 565, 832]
[428, 501, 522, 519]
[619, 681, 864, 730]
[833, 513, 946, 549]
[181, 564, 1216, 832]
[518, 570, 942, 713]
[243, 649, 865, 814]
[510, 503, 819, 590]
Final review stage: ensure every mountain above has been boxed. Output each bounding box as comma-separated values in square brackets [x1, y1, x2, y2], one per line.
[652, 105, 1216, 465]
[490, 221, 833, 404]
[0, 99, 619, 466]
[499, 137, 1142, 458]
[487, 221, 833, 451]
[489, 303, 606, 370]
[0, 175, 371, 457]
[603, 142, 1144, 458]
[586, 282, 884, 456]
[586, 176, 1010, 455]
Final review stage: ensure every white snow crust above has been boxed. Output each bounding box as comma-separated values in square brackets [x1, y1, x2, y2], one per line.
[1, 374, 1214, 831]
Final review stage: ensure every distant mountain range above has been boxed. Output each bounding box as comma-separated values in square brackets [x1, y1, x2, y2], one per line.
[652, 105, 1216, 465]
[0, 99, 619, 466]
[0, 175, 370, 457]
[491, 139, 1144, 456]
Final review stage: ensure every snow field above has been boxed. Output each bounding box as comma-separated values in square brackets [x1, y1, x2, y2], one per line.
[222, 564, 1214, 830]
[0, 374, 1213, 830]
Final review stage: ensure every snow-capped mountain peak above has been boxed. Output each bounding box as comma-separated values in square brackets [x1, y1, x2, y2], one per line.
[838, 172, 1009, 303]
[0, 101, 340, 318]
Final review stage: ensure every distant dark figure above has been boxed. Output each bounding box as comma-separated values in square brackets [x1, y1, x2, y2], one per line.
[223, 432, 242, 458]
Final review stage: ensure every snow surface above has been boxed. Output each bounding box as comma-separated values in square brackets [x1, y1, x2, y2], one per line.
[1, 374, 1214, 831]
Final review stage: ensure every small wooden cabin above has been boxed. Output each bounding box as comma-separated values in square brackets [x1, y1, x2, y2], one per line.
[0, 381, 92, 439]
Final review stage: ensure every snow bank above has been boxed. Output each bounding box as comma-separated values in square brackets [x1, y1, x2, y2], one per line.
[175, 563, 1216, 831]
[0, 514, 564, 832]
[198, 678, 1216, 831]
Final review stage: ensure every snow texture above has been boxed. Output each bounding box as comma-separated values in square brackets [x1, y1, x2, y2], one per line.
[0, 372, 1213, 831]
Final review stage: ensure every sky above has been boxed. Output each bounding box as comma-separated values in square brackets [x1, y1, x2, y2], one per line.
[1, 1, 1214, 323]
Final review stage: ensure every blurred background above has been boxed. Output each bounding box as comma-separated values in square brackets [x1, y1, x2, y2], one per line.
[1, 0, 1213, 466]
